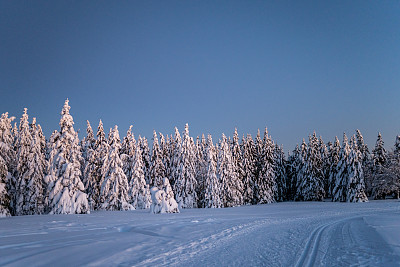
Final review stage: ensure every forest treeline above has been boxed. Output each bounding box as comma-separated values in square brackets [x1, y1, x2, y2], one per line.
[0, 99, 399, 217]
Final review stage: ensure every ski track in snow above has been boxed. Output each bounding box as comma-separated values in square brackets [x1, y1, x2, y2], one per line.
[133, 218, 272, 266]
[0, 201, 400, 266]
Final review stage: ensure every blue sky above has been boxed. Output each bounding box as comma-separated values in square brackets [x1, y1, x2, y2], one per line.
[1, 1, 399, 151]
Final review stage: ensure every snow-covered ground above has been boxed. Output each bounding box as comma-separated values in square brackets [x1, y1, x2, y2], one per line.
[1, 201, 399, 267]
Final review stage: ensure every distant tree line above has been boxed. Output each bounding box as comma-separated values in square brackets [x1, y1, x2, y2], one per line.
[0, 99, 399, 217]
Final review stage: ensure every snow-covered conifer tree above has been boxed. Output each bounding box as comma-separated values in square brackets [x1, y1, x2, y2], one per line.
[150, 178, 179, 214]
[138, 136, 151, 185]
[255, 128, 277, 204]
[15, 108, 33, 215]
[332, 133, 351, 202]
[15, 109, 45, 215]
[100, 126, 133, 211]
[0, 133, 12, 217]
[231, 128, 244, 206]
[0, 157, 10, 217]
[29, 118, 46, 213]
[161, 177, 179, 213]
[372, 132, 387, 169]
[286, 145, 301, 200]
[121, 125, 136, 183]
[395, 135, 400, 159]
[195, 135, 207, 208]
[375, 138, 400, 199]
[159, 133, 170, 180]
[319, 137, 330, 198]
[81, 121, 98, 210]
[81, 121, 95, 170]
[332, 134, 368, 202]
[218, 133, 242, 207]
[328, 137, 341, 198]
[165, 134, 175, 185]
[296, 132, 325, 201]
[253, 129, 263, 203]
[356, 129, 370, 166]
[370, 132, 388, 199]
[294, 139, 307, 195]
[0, 112, 16, 214]
[274, 144, 286, 202]
[204, 135, 222, 208]
[12, 122, 18, 146]
[346, 136, 368, 202]
[242, 134, 256, 205]
[149, 131, 166, 188]
[129, 144, 151, 209]
[170, 128, 182, 188]
[173, 124, 197, 209]
[84, 120, 109, 210]
[36, 124, 46, 155]
[355, 129, 373, 195]
[45, 99, 89, 214]
[44, 130, 59, 210]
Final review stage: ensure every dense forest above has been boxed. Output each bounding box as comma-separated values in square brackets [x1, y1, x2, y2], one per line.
[0, 99, 399, 217]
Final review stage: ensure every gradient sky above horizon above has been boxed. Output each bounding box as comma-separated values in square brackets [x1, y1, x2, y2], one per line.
[1, 1, 399, 151]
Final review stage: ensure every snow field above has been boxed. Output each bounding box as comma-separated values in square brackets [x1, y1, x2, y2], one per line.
[1, 201, 400, 266]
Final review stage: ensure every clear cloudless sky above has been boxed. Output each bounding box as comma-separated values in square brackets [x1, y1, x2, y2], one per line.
[1, 0, 399, 151]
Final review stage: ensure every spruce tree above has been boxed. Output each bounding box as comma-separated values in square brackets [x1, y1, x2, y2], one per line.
[218, 133, 242, 207]
[372, 132, 387, 169]
[231, 128, 244, 206]
[173, 124, 197, 209]
[100, 126, 133, 211]
[159, 132, 170, 181]
[296, 132, 325, 201]
[394, 135, 400, 158]
[149, 131, 166, 188]
[332, 134, 368, 202]
[129, 144, 151, 209]
[28, 118, 46, 214]
[170, 127, 182, 188]
[45, 99, 89, 214]
[274, 144, 286, 202]
[254, 129, 263, 203]
[195, 135, 207, 208]
[160, 178, 179, 213]
[204, 135, 222, 208]
[242, 134, 256, 205]
[356, 129, 370, 166]
[294, 139, 308, 196]
[87, 120, 109, 210]
[121, 125, 136, 183]
[0, 116, 13, 217]
[332, 133, 351, 202]
[346, 136, 368, 202]
[12, 122, 18, 146]
[319, 137, 330, 198]
[356, 129, 373, 196]
[166, 134, 176, 185]
[258, 127, 277, 204]
[81, 121, 98, 210]
[328, 137, 341, 198]
[0, 112, 16, 214]
[81, 121, 95, 168]
[371, 132, 388, 199]
[15, 108, 33, 215]
[286, 144, 301, 201]
[150, 178, 179, 214]
[138, 136, 151, 185]
[0, 155, 11, 217]
[15, 109, 45, 215]
[381, 138, 400, 198]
